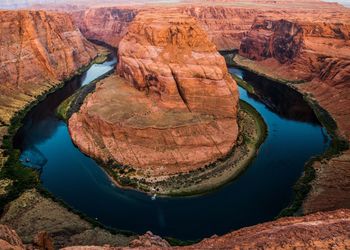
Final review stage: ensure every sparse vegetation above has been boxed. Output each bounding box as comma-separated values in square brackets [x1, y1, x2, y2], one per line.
[98, 100, 267, 197]
[0, 51, 111, 212]
[230, 73, 255, 94]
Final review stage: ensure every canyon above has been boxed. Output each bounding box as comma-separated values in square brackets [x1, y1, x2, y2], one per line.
[236, 10, 350, 214]
[69, 0, 350, 212]
[0, 0, 349, 249]
[0, 9, 102, 167]
[68, 11, 240, 192]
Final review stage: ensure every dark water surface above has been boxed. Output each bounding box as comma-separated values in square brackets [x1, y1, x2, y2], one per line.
[14, 55, 330, 240]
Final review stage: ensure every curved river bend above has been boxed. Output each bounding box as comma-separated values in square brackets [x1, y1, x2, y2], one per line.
[14, 53, 330, 240]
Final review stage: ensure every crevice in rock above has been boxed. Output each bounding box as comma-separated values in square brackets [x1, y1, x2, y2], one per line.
[170, 68, 191, 112]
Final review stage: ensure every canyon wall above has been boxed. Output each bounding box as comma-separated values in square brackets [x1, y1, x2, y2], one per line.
[72, 6, 260, 50]
[71, 1, 349, 51]
[237, 13, 350, 213]
[73, 7, 138, 47]
[0, 10, 99, 166]
[69, 11, 238, 179]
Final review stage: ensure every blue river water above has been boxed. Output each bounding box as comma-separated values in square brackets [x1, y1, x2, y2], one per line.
[14, 54, 330, 240]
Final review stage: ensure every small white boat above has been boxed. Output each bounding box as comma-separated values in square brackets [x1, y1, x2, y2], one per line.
[151, 194, 157, 200]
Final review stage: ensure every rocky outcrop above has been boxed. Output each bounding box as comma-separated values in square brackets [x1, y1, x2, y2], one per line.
[0, 10, 99, 125]
[181, 209, 350, 249]
[237, 11, 350, 213]
[72, 7, 138, 47]
[240, 18, 304, 63]
[0, 189, 135, 249]
[50, 209, 350, 249]
[0, 10, 100, 167]
[0, 225, 24, 250]
[69, 11, 238, 181]
[72, 5, 260, 50]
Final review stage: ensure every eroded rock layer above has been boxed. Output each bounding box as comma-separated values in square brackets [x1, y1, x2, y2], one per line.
[72, 1, 349, 51]
[73, 7, 138, 47]
[236, 12, 350, 213]
[69, 11, 238, 178]
[0, 10, 99, 166]
[0, 10, 99, 125]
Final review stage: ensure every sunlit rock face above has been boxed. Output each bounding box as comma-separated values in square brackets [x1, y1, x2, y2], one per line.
[69, 11, 239, 178]
[238, 12, 350, 213]
[0, 10, 98, 125]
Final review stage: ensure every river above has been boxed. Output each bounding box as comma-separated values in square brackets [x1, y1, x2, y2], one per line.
[14, 52, 330, 240]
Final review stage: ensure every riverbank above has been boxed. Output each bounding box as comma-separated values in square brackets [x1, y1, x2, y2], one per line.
[56, 65, 115, 121]
[0, 48, 110, 206]
[92, 99, 267, 197]
[230, 54, 349, 216]
[0, 47, 141, 248]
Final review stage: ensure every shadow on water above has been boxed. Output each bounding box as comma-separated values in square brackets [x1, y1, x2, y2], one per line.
[229, 68, 319, 124]
[13, 54, 330, 240]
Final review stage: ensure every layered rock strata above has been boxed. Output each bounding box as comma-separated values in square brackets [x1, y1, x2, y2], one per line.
[237, 14, 350, 213]
[0, 10, 100, 166]
[69, 11, 238, 180]
[73, 7, 138, 47]
[72, 1, 349, 51]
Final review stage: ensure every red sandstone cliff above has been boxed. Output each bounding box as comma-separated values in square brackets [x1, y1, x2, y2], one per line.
[71, 1, 349, 51]
[0, 10, 100, 167]
[72, 6, 259, 50]
[72, 7, 138, 47]
[0, 10, 99, 126]
[68, 11, 238, 180]
[237, 13, 350, 213]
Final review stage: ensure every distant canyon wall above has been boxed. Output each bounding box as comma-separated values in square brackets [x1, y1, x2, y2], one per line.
[72, 6, 261, 50]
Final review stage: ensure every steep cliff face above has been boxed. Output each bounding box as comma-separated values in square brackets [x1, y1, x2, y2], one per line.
[240, 18, 304, 63]
[0, 10, 99, 126]
[73, 6, 260, 50]
[69, 11, 238, 180]
[0, 10, 100, 168]
[237, 13, 350, 213]
[72, 7, 138, 47]
[179, 6, 260, 50]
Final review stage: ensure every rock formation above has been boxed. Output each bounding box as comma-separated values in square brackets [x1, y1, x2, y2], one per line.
[71, 0, 349, 51]
[240, 18, 304, 63]
[0, 10, 100, 167]
[0, 10, 99, 125]
[237, 12, 350, 213]
[3, 208, 346, 249]
[69, 11, 238, 180]
[73, 7, 138, 47]
[72, 5, 259, 50]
